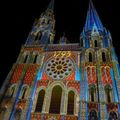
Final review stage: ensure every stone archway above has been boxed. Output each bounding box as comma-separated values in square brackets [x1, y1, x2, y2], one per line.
[88, 110, 98, 120]
[35, 89, 45, 112]
[49, 85, 62, 114]
[67, 91, 75, 115]
[108, 111, 118, 120]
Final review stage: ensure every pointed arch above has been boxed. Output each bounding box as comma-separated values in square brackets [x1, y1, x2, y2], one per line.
[45, 81, 66, 114]
[21, 51, 30, 63]
[88, 110, 98, 120]
[33, 54, 38, 64]
[89, 84, 96, 102]
[49, 85, 62, 114]
[24, 54, 28, 63]
[104, 85, 112, 103]
[108, 111, 118, 120]
[35, 89, 45, 112]
[94, 40, 98, 47]
[21, 87, 27, 99]
[102, 52, 106, 62]
[86, 48, 95, 62]
[10, 85, 16, 97]
[98, 48, 110, 62]
[89, 52, 93, 62]
[67, 91, 75, 115]
[35, 31, 42, 41]
[20, 85, 28, 99]
[67, 87, 79, 115]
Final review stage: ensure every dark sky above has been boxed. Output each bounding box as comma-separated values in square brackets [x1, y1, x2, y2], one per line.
[0, 0, 119, 87]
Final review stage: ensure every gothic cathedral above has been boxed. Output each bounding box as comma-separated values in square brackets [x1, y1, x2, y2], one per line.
[0, 0, 120, 120]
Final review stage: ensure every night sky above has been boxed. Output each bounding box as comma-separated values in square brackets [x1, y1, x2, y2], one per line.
[0, 0, 119, 87]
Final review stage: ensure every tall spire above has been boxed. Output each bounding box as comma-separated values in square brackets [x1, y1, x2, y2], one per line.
[59, 33, 67, 44]
[47, 0, 54, 12]
[84, 0, 104, 32]
[25, 0, 55, 46]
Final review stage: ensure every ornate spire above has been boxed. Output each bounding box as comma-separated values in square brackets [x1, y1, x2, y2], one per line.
[84, 0, 104, 32]
[47, 0, 54, 12]
[59, 33, 70, 44]
[25, 0, 55, 46]
[59, 33, 67, 44]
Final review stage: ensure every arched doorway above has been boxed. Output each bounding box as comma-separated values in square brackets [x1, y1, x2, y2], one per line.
[94, 40, 98, 47]
[89, 85, 96, 102]
[67, 91, 75, 115]
[89, 52, 93, 62]
[21, 86, 27, 99]
[49, 85, 62, 114]
[105, 85, 112, 103]
[35, 89, 45, 112]
[102, 52, 106, 62]
[88, 110, 98, 120]
[109, 111, 118, 120]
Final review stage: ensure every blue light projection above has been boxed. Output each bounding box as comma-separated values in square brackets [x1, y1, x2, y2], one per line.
[112, 48, 118, 61]
[26, 69, 41, 120]
[76, 66, 80, 81]
[76, 53, 80, 81]
[110, 68, 118, 102]
[84, 0, 104, 32]
[37, 69, 43, 81]
[117, 64, 120, 78]
[85, 38, 89, 48]
[118, 105, 120, 118]
[26, 99, 33, 120]
[9, 80, 24, 120]
[85, 69, 88, 101]
[104, 38, 108, 48]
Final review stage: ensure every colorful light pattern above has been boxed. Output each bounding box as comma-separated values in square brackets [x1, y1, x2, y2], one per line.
[0, 0, 120, 119]
[24, 64, 38, 85]
[10, 64, 24, 83]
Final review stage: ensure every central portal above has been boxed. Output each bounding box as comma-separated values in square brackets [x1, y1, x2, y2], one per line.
[49, 85, 62, 114]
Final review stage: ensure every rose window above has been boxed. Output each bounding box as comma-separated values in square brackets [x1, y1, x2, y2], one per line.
[46, 57, 74, 79]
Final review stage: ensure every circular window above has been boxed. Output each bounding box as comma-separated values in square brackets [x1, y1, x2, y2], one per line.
[46, 57, 74, 80]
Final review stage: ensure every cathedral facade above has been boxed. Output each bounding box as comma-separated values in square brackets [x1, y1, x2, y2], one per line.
[0, 0, 120, 120]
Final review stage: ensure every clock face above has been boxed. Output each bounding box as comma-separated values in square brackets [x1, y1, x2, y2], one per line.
[46, 57, 74, 80]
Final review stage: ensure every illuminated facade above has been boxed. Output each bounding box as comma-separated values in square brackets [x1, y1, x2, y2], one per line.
[0, 0, 120, 120]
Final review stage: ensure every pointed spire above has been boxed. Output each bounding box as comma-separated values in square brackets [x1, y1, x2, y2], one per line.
[84, 0, 104, 32]
[47, 0, 54, 12]
[59, 33, 70, 44]
[59, 33, 67, 44]
[91, 23, 99, 35]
